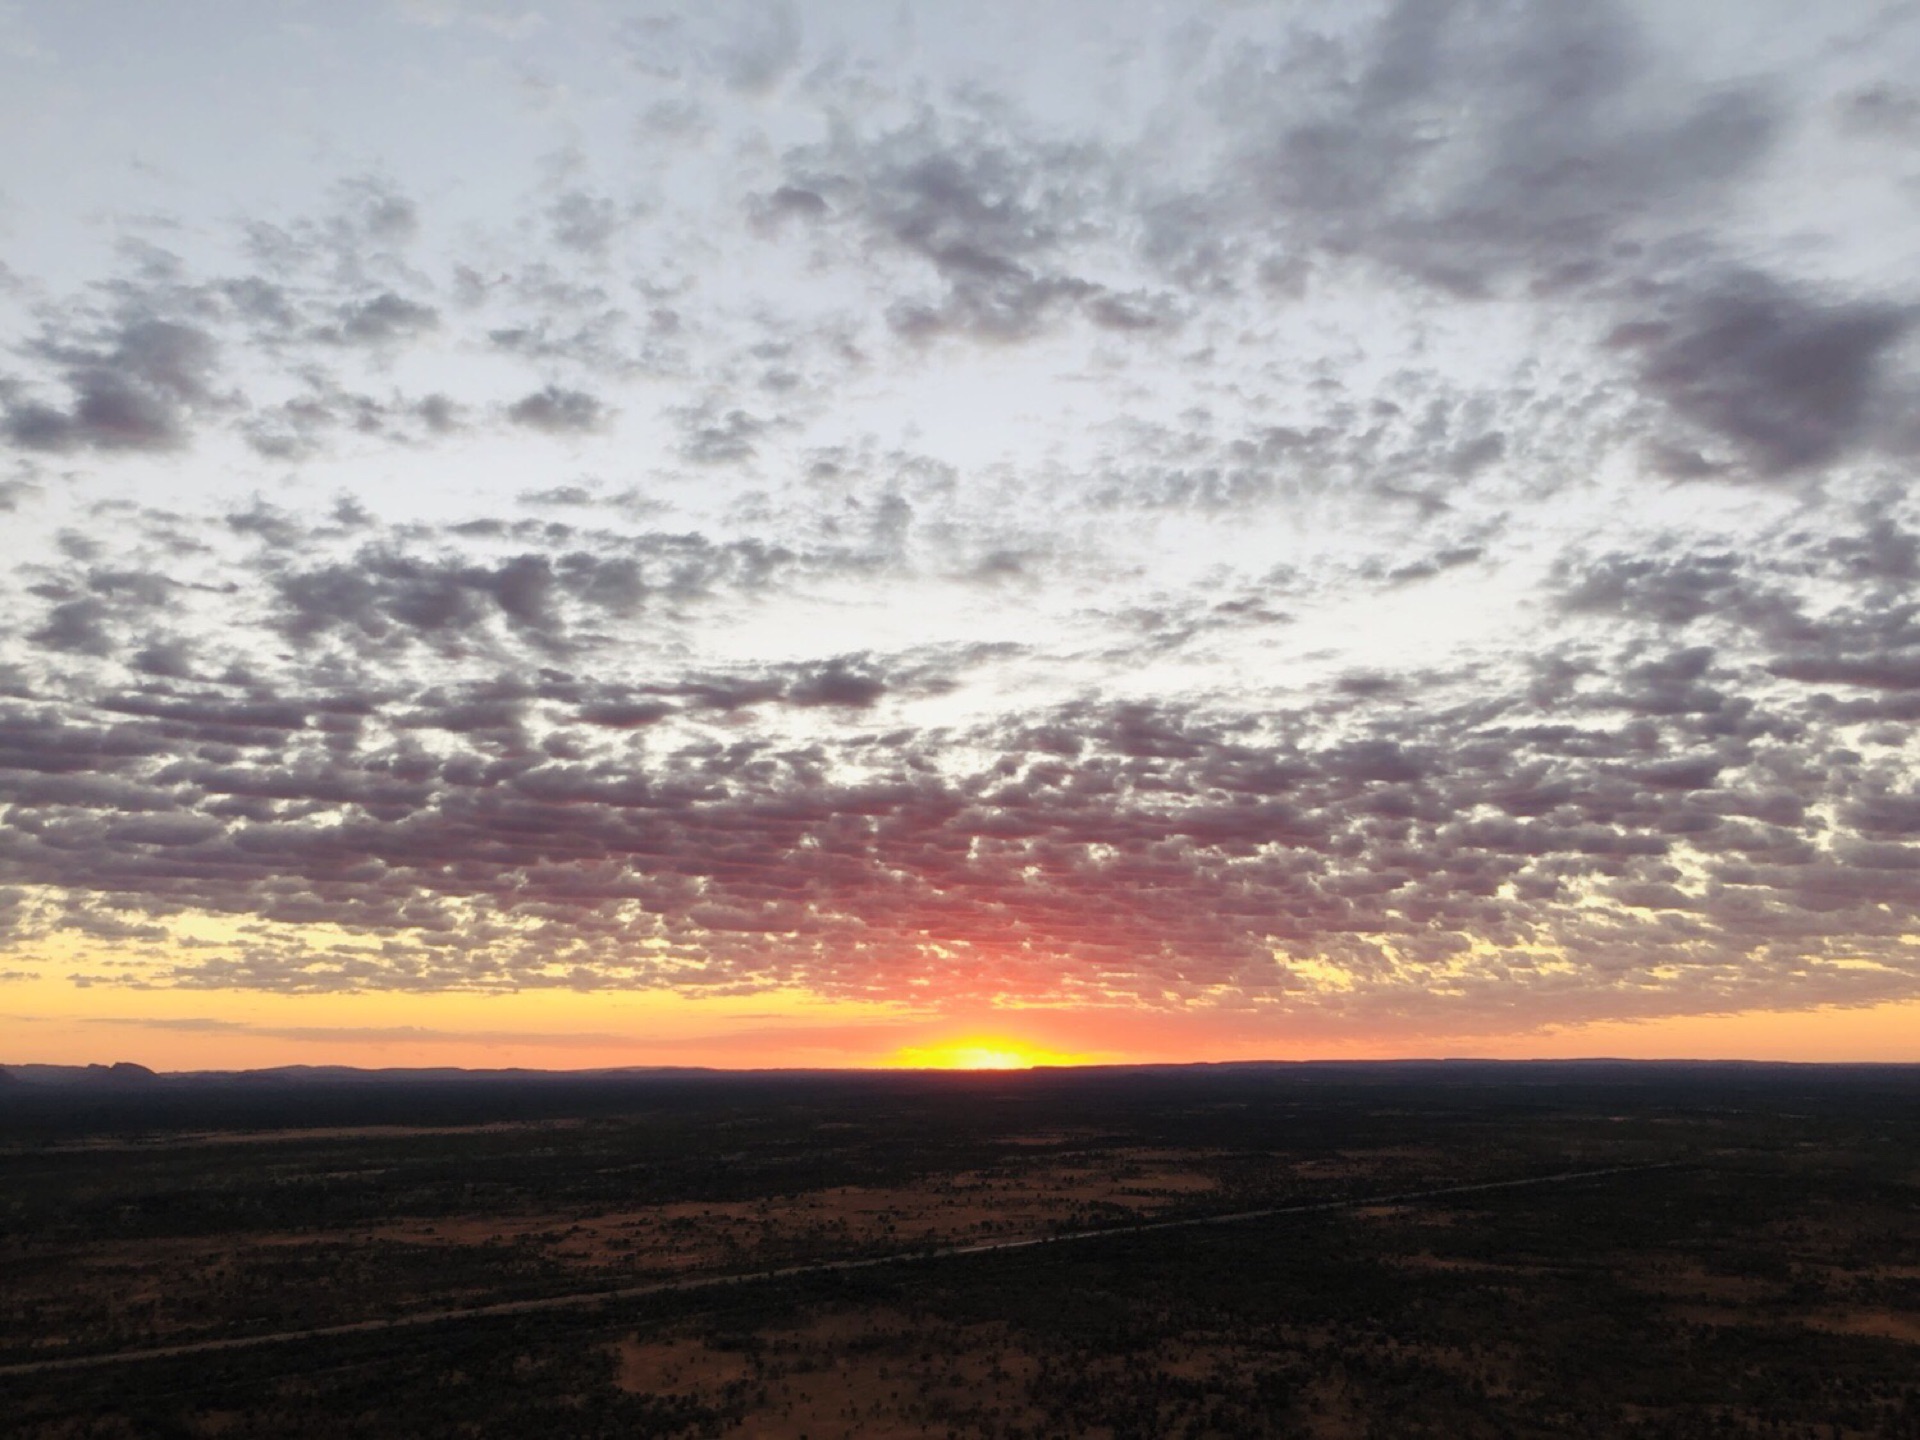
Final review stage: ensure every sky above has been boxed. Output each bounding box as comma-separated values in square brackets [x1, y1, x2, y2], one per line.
[4, 0, 1920, 1070]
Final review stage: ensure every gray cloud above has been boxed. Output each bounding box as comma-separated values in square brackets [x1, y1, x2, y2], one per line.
[5, 495, 1920, 1026]
[673, 401, 775, 464]
[547, 191, 624, 257]
[506, 385, 607, 433]
[1616, 275, 1911, 475]
[1220, 0, 1777, 298]
[322, 292, 441, 347]
[711, 0, 800, 94]
[6, 317, 220, 453]
[776, 111, 1141, 343]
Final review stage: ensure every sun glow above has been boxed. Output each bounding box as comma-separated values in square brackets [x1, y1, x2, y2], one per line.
[886, 1038, 1090, 1070]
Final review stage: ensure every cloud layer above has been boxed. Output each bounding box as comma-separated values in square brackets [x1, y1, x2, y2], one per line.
[3, 0, 1920, 1041]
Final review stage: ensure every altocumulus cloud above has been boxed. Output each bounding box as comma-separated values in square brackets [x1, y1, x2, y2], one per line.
[2, 0, 1920, 1042]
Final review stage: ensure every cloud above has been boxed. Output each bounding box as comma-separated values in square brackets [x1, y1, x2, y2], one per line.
[265, 546, 649, 655]
[618, 0, 800, 95]
[775, 111, 1127, 343]
[786, 663, 886, 709]
[5, 317, 220, 453]
[1556, 551, 1747, 627]
[0, 178, 548, 463]
[1221, 0, 1777, 299]
[3, 574, 1918, 1025]
[321, 292, 441, 347]
[547, 191, 624, 256]
[748, 184, 831, 235]
[5, 1, 1920, 1042]
[673, 402, 775, 464]
[26, 596, 115, 656]
[506, 385, 607, 433]
[711, 0, 800, 95]
[1615, 275, 1911, 476]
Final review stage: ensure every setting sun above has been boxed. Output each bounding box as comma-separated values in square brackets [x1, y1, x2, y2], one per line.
[885, 1039, 1091, 1071]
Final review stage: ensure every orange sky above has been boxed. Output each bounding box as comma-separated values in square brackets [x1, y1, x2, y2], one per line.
[6, 971, 1917, 1071]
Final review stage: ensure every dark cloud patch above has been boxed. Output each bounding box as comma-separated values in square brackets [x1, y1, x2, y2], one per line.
[1823, 513, 1920, 586]
[395, 683, 532, 746]
[547, 191, 623, 256]
[97, 690, 325, 735]
[506, 385, 607, 433]
[81, 319, 220, 404]
[84, 569, 177, 609]
[1633, 755, 1722, 791]
[781, 113, 1127, 342]
[519, 484, 596, 507]
[748, 184, 830, 234]
[1556, 551, 1748, 626]
[216, 276, 301, 334]
[211, 507, 810, 667]
[226, 500, 314, 549]
[1084, 290, 1184, 334]
[129, 639, 196, 679]
[4, 379, 178, 453]
[674, 402, 774, 464]
[269, 548, 609, 653]
[18, 562, 192, 660]
[1222, 0, 1777, 299]
[1551, 532, 1920, 721]
[6, 317, 220, 454]
[1179, 1, 1916, 491]
[577, 698, 677, 729]
[27, 597, 115, 656]
[415, 393, 463, 433]
[321, 292, 441, 347]
[1769, 652, 1920, 691]
[786, 664, 886, 709]
[1383, 544, 1484, 585]
[1616, 275, 1911, 475]
[343, 178, 420, 247]
[653, 676, 788, 713]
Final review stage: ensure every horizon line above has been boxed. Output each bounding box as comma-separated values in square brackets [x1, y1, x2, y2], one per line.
[8, 1054, 1920, 1081]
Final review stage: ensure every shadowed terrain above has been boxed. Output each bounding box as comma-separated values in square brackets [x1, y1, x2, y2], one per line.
[3, 1062, 1918, 1437]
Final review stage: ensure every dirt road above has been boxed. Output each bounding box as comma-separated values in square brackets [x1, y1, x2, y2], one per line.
[0, 1161, 1680, 1379]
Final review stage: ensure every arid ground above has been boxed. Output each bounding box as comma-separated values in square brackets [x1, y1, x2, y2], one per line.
[2, 1062, 1916, 1437]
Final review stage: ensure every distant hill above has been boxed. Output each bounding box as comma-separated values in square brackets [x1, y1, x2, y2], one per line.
[0, 1062, 159, 1087]
[1, 1057, 1915, 1089]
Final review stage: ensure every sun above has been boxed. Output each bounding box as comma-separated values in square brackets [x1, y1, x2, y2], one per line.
[885, 1037, 1090, 1070]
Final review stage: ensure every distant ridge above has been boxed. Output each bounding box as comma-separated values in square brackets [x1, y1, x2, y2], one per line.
[1, 1057, 1915, 1087]
[0, 1062, 158, 1088]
